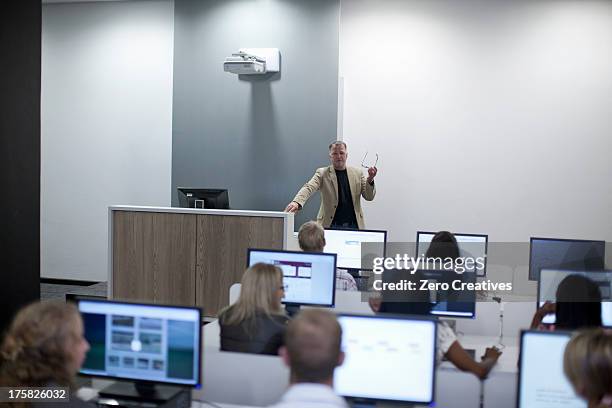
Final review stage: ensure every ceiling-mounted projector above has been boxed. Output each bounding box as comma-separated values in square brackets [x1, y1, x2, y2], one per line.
[223, 48, 280, 75]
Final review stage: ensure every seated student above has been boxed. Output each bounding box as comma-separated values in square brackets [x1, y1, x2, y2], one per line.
[531, 274, 602, 330]
[219, 262, 289, 355]
[370, 230, 501, 379]
[298, 221, 358, 291]
[271, 309, 348, 408]
[369, 269, 501, 379]
[0, 301, 92, 407]
[564, 329, 612, 408]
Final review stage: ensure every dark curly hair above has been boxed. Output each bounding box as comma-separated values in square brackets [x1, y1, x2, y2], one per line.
[0, 301, 81, 391]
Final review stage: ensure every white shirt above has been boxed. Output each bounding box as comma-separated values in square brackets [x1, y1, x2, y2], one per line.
[437, 321, 458, 364]
[336, 268, 358, 291]
[269, 383, 349, 408]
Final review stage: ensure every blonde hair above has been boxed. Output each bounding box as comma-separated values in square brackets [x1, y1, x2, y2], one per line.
[298, 221, 325, 252]
[0, 301, 81, 390]
[564, 329, 612, 407]
[219, 263, 285, 327]
[285, 309, 342, 383]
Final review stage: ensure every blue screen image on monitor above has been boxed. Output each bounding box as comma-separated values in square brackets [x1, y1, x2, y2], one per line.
[78, 300, 201, 386]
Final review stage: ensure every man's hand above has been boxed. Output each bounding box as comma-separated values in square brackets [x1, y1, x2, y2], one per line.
[367, 166, 378, 184]
[537, 301, 556, 318]
[284, 201, 301, 213]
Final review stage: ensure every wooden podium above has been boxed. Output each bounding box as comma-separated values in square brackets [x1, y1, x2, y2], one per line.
[108, 206, 293, 317]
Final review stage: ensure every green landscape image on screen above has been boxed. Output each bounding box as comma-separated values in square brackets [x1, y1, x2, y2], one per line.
[167, 320, 196, 380]
[82, 313, 106, 370]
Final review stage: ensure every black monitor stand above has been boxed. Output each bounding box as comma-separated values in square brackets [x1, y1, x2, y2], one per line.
[285, 304, 301, 317]
[98, 381, 184, 403]
[346, 268, 360, 278]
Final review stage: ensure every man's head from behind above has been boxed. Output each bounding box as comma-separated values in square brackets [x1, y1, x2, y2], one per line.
[280, 309, 344, 385]
[298, 221, 325, 253]
[329, 141, 347, 171]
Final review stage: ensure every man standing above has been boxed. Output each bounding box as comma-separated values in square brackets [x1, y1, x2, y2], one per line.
[285, 141, 377, 229]
[270, 309, 348, 408]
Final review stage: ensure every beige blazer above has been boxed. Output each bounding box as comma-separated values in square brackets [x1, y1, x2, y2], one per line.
[292, 166, 376, 229]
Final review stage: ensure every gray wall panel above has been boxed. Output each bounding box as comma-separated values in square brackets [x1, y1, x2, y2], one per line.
[172, 0, 339, 229]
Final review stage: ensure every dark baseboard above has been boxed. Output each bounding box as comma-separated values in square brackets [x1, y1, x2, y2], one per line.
[40, 278, 103, 286]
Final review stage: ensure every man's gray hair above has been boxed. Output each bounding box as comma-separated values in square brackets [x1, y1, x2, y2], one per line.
[328, 141, 347, 150]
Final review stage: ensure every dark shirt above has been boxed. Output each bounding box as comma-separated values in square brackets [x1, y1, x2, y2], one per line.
[331, 169, 358, 228]
[219, 313, 289, 355]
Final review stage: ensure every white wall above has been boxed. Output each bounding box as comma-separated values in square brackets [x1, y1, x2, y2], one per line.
[42, 0, 174, 281]
[340, 0, 612, 295]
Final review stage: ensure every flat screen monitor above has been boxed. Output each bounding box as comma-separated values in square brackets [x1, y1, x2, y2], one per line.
[247, 249, 337, 307]
[334, 314, 437, 405]
[529, 237, 605, 281]
[416, 231, 488, 276]
[323, 228, 387, 270]
[538, 268, 612, 325]
[78, 299, 202, 387]
[177, 188, 229, 209]
[517, 330, 586, 408]
[380, 268, 476, 319]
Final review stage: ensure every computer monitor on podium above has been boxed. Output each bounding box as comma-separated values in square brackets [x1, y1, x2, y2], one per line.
[247, 249, 336, 314]
[334, 314, 437, 406]
[177, 188, 229, 209]
[529, 237, 605, 281]
[78, 299, 202, 401]
[323, 228, 387, 270]
[517, 330, 586, 408]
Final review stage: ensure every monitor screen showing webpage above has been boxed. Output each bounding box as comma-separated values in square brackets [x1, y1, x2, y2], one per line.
[518, 331, 586, 408]
[538, 269, 612, 325]
[247, 249, 336, 306]
[334, 314, 436, 405]
[78, 300, 201, 386]
[416, 231, 488, 276]
[323, 228, 386, 270]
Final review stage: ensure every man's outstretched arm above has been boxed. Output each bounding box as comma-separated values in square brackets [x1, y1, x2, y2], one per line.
[285, 169, 323, 212]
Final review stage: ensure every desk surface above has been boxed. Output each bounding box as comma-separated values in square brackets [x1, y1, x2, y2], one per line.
[109, 205, 293, 219]
[203, 320, 520, 374]
[449, 334, 519, 373]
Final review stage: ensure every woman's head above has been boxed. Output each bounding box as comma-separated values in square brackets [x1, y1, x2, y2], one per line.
[556, 274, 602, 330]
[0, 301, 89, 386]
[425, 231, 460, 261]
[240, 263, 285, 310]
[564, 329, 612, 406]
[220, 263, 285, 325]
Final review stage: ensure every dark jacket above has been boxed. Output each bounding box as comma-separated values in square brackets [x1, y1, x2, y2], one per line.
[219, 312, 289, 355]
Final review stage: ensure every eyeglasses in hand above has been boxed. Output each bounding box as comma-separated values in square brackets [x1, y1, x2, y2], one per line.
[361, 152, 379, 169]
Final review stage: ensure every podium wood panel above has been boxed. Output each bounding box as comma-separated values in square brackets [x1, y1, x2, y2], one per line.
[196, 215, 284, 316]
[113, 211, 196, 305]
